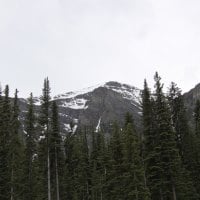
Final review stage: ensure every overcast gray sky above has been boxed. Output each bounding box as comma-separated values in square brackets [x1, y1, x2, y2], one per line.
[0, 0, 200, 97]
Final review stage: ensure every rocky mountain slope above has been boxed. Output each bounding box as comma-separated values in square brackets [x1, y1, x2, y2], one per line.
[17, 81, 200, 137]
[19, 81, 142, 135]
[183, 83, 200, 126]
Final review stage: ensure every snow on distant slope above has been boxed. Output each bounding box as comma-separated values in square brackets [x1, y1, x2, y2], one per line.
[61, 98, 88, 110]
[95, 117, 101, 132]
[54, 83, 103, 100]
[54, 82, 141, 107]
[104, 82, 141, 105]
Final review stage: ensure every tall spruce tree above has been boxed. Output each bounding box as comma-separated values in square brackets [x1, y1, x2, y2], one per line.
[23, 93, 37, 200]
[143, 73, 199, 200]
[192, 100, 200, 194]
[64, 130, 91, 200]
[142, 79, 157, 199]
[167, 82, 191, 159]
[106, 122, 125, 199]
[49, 101, 64, 200]
[0, 85, 11, 199]
[78, 130, 91, 200]
[151, 72, 179, 199]
[63, 133, 77, 199]
[90, 130, 107, 200]
[168, 83, 200, 197]
[37, 78, 52, 200]
[9, 89, 24, 200]
[123, 114, 150, 200]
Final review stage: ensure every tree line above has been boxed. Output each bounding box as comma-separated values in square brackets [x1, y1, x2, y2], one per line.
[0, 73, 200, 200]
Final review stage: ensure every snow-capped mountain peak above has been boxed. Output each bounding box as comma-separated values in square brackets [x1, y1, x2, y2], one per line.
[19, 81, 142, 135]
[54, 81, 141, 105]
[104, 81, 141, 105]
[54, 83, 104, 100]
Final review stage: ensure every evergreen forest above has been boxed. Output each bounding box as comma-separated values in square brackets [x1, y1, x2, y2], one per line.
[0, 72, 200, 200]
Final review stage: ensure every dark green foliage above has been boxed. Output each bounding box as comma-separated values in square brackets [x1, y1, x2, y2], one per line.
[143, 74, 199, 200]
[0, 85, 11, 199]
[190, 100, 200, 194]
[105, 122, 126, 199]
[63, 130, 91, 200]
[49, 101, 65, 200]
[9, 89, 24, 200]
[195, 100, 200, 136]
[0, 76, 200, 199]
[168, 82, 190, 159]
[168, 83, 200, 197]
[36, 137, 48, 200]
[90, 130, 108, 200]
[142, 79, 158, 199]
[36, 77, 52, 200]
[23, 93, 37, 200]
[122, 117, 150, 200]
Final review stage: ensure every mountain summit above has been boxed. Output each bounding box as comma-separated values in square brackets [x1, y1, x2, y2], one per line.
[53, 81, 142, 133]
[19, 81, 142, 135]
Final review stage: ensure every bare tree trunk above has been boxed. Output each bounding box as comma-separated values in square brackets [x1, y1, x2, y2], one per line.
[172, 184, 177, 200]
[48, 147, 51, 200]
[29, 158, 33, 200]
[86, 181, 89, 199]
[160, 188, 164, 200]
[11, 168, 14, 200]
[100, 176, 103, 200]
[135, 186, 139, 200]
[100, 191, 103, 200]
[134, 172, 139, 200]
[55, 146, 60, 200]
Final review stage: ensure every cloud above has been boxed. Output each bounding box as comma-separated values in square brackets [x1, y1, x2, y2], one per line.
[0, 0, 200, 97]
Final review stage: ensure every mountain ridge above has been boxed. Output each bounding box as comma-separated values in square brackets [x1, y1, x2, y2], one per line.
[17, 81, 200, 137]
[18, 81, 142, 136]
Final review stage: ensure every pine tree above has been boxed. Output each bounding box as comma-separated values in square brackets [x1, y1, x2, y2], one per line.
[167, 83, 188, 160]
[64, 130, 91, 200]
[143, 73, 199, 200]
[0, 85, 11, 199]
[9, 89, 24, 200]
[37, 78, 52, 200]
[142, 79, 157, 199]
[78, 130, 91, 200]
[63, 133, 76, 199]
[105, 122, 125, 199]
[123, 114, 150, 200]
[191, 100, 200, 194]
[23, 93, 37, 200]
[49, 101, 64, 200]
[168, 83, 200, 197]
[168, 82, 190, 158]
[90, 130, 108, 200]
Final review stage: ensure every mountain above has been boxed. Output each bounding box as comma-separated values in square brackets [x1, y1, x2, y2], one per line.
[16, 81, 200, 137]
[18, 81, 142, 136]
[183, 83, 200, 127]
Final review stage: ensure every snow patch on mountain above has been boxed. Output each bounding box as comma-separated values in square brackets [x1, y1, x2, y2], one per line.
[33, 97, 41, 106]
[61, 98, 88, 110]
[72, 124, 78, 134]
[63, 123, 78, 134]
[38, 135, 45, 141]
[95, 117, 101, 132]
[104, 82, 141, 105]
[54, 83, 103, 100]
[64, 124, 71, 132]
[54, 82, 141, 107]
[59, 113, 68, 117]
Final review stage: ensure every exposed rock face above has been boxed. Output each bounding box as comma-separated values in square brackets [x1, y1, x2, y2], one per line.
[183, 83, 200, 126]
[18, 81, 142, 135]
[184, 83, 200, 108]
[17, 81, 200, 137]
